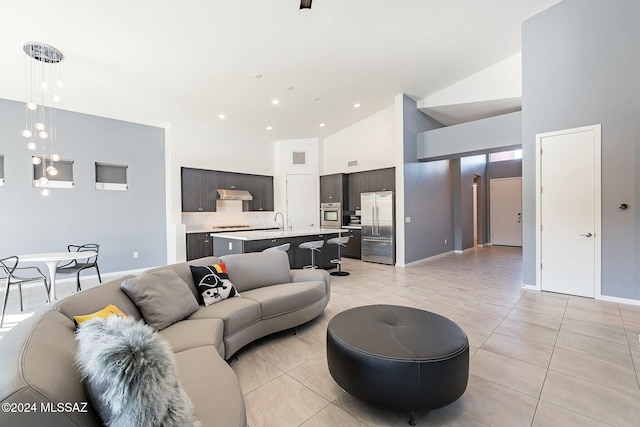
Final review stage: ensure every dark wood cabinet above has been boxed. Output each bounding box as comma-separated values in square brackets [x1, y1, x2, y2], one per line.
[186, 232, 214, 261]
[342, 228, 361, 259]
[181, 167, 274, 213]
[246, 174, 274, 211]
[320, 174, 348, 204]
[348, 167, 395, 211]
[181, 168, 217, 212]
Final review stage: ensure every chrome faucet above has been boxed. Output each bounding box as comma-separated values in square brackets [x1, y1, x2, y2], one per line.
[274, 212, 285, 231]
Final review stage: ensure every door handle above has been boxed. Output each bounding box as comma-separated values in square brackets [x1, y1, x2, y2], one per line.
[579, 232, 593, 237]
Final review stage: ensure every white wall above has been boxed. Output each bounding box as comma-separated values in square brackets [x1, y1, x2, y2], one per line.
[321, 106, 395, 175]
[165, 122, 275, 263]
[274, 138, 320, 227]
[418, 53, 522, 108]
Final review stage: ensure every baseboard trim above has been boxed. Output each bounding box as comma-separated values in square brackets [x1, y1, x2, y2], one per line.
[403, 250, 456, 267]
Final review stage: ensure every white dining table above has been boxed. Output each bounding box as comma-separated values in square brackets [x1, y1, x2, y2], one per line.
[18, 251, 98, 301]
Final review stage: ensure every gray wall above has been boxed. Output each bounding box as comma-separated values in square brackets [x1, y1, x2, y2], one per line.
[460, 155, 487, 250]
[401, 95, 454, 263]
[522, 0, 640, 299]
[418, 111, 522, 161]
[0, 98, 167, 275]
[486, 158, 522, 243]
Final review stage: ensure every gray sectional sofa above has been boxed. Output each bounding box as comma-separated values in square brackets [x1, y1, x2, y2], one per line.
[0, 250, 331, 427]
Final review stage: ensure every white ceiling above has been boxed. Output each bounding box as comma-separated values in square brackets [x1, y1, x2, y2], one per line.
[0, 0, 560, 141]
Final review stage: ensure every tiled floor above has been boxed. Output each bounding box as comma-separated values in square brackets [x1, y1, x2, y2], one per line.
[2, 246, 640, 426]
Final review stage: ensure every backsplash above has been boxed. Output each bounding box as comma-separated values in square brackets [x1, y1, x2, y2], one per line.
[182, 201, 277, 231]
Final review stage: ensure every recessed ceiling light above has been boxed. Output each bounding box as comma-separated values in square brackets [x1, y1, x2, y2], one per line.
[266, 126, 273, 131]
[354, 103, 361, 108]
[218, 114, 226, 119]
[272, 99, 280, 105]
[319, 123, 326, 127]
[286, 86, 294, 91]
[312, 97, 320, 101]
[253, 73, 262, 79]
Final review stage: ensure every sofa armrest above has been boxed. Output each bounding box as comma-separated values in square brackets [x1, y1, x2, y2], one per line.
[290, 269, 331, 295]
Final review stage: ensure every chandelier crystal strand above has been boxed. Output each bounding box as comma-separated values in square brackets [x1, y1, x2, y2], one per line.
[22, 43, 63, 196]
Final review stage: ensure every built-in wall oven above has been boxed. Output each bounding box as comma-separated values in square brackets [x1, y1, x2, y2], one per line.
[320, 202, 342, 228]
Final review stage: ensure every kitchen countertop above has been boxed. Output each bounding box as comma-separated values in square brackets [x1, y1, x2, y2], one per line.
[211, 227, 343, 241]
[187, 226, 279, 233]
[342, 225, 362, 230]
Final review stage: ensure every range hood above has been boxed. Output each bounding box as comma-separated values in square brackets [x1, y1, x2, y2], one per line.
[217, 189, 253, 201]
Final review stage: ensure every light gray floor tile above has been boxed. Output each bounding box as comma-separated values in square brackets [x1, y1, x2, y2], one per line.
[560, 316, 628, 345]
[230, 351, 283, 394]
[494, 317, 559, 346]
[288, 354, 345, 402]
[555, 330, 633, 367]
[454, 374, 538, 427]
[300, 403, 367, 427]
[470, 349, 547, 397]
[505, 308, 563, 330]
[548, 347, 640, 395]
[481, 332, 554, 368]
[540, 370, 640, 427]
[449, 308, 504, 332]
[333, 392, 423, 427]
[243, 375, 329, 427]
[532, 400, 614, 427]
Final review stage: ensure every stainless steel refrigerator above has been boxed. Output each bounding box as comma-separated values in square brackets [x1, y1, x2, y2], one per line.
[361, 191, 395, 265]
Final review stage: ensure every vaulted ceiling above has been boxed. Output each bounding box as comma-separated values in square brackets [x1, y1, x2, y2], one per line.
[0, 0, 560, 141]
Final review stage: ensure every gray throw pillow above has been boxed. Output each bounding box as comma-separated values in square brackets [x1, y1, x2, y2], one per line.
[121, 269, 199, 330]
[75, 316, 198, 427]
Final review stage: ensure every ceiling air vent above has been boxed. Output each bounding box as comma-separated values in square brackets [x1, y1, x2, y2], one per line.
[292, 151, 307, 166]
[348, 160, 358, 167]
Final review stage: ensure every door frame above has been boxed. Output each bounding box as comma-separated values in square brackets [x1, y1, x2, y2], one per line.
[490, 176, 522, 247]
[534, 124, 601, 296]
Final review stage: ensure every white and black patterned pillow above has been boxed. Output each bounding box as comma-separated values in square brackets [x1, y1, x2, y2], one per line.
[189, 263, 240, 306]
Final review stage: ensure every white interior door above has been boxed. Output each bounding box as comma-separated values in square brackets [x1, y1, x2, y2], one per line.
[490, 177, 522, 246]
[537, 125, 601, 298]
[286, 174, 317, 229]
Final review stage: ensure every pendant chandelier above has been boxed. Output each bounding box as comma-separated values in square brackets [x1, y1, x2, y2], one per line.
[22, 42, 63, 196]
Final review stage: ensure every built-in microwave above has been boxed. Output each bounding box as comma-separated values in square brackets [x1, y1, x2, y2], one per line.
[320, 202, 342, 228]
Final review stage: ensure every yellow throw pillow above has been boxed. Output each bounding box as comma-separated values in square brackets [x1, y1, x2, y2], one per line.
[74, 304, 127, 325]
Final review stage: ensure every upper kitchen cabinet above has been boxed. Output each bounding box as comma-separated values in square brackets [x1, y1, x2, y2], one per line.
[244, 174, 274, 211]
[181, 167, 217, 212]
[320, 173, 348, 204]
[348, 167, 395, 210]
[181, 167, 274, 212]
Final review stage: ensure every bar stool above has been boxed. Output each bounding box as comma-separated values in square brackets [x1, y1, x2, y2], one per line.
[327, 236, 350, 276]
[263, 243, 290, 252]
[298, 240, 324, 269]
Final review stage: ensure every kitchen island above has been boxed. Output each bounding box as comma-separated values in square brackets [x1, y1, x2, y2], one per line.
[212, 228, 343, 269]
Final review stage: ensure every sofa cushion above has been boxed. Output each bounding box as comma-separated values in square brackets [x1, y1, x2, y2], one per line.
[221, 251, 291, 292]
[121, 269, 199, 331]
[190, 263, 240, 306]
[159, 318, 224, 356]
[174, 346, 247, 427]
[76, 316, 197, 427]
[147, 256, 221, 301]
[188, 297, 261, 337]
[241, 281, 327, 318]
[55, 275, 143, 322]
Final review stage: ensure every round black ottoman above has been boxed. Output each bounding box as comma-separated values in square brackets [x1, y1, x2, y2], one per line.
[327, 305, 469, 425]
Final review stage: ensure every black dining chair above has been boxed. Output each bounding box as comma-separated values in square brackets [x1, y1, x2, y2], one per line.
[0, 256, 50, 328]
[55, 244, 102, 292]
